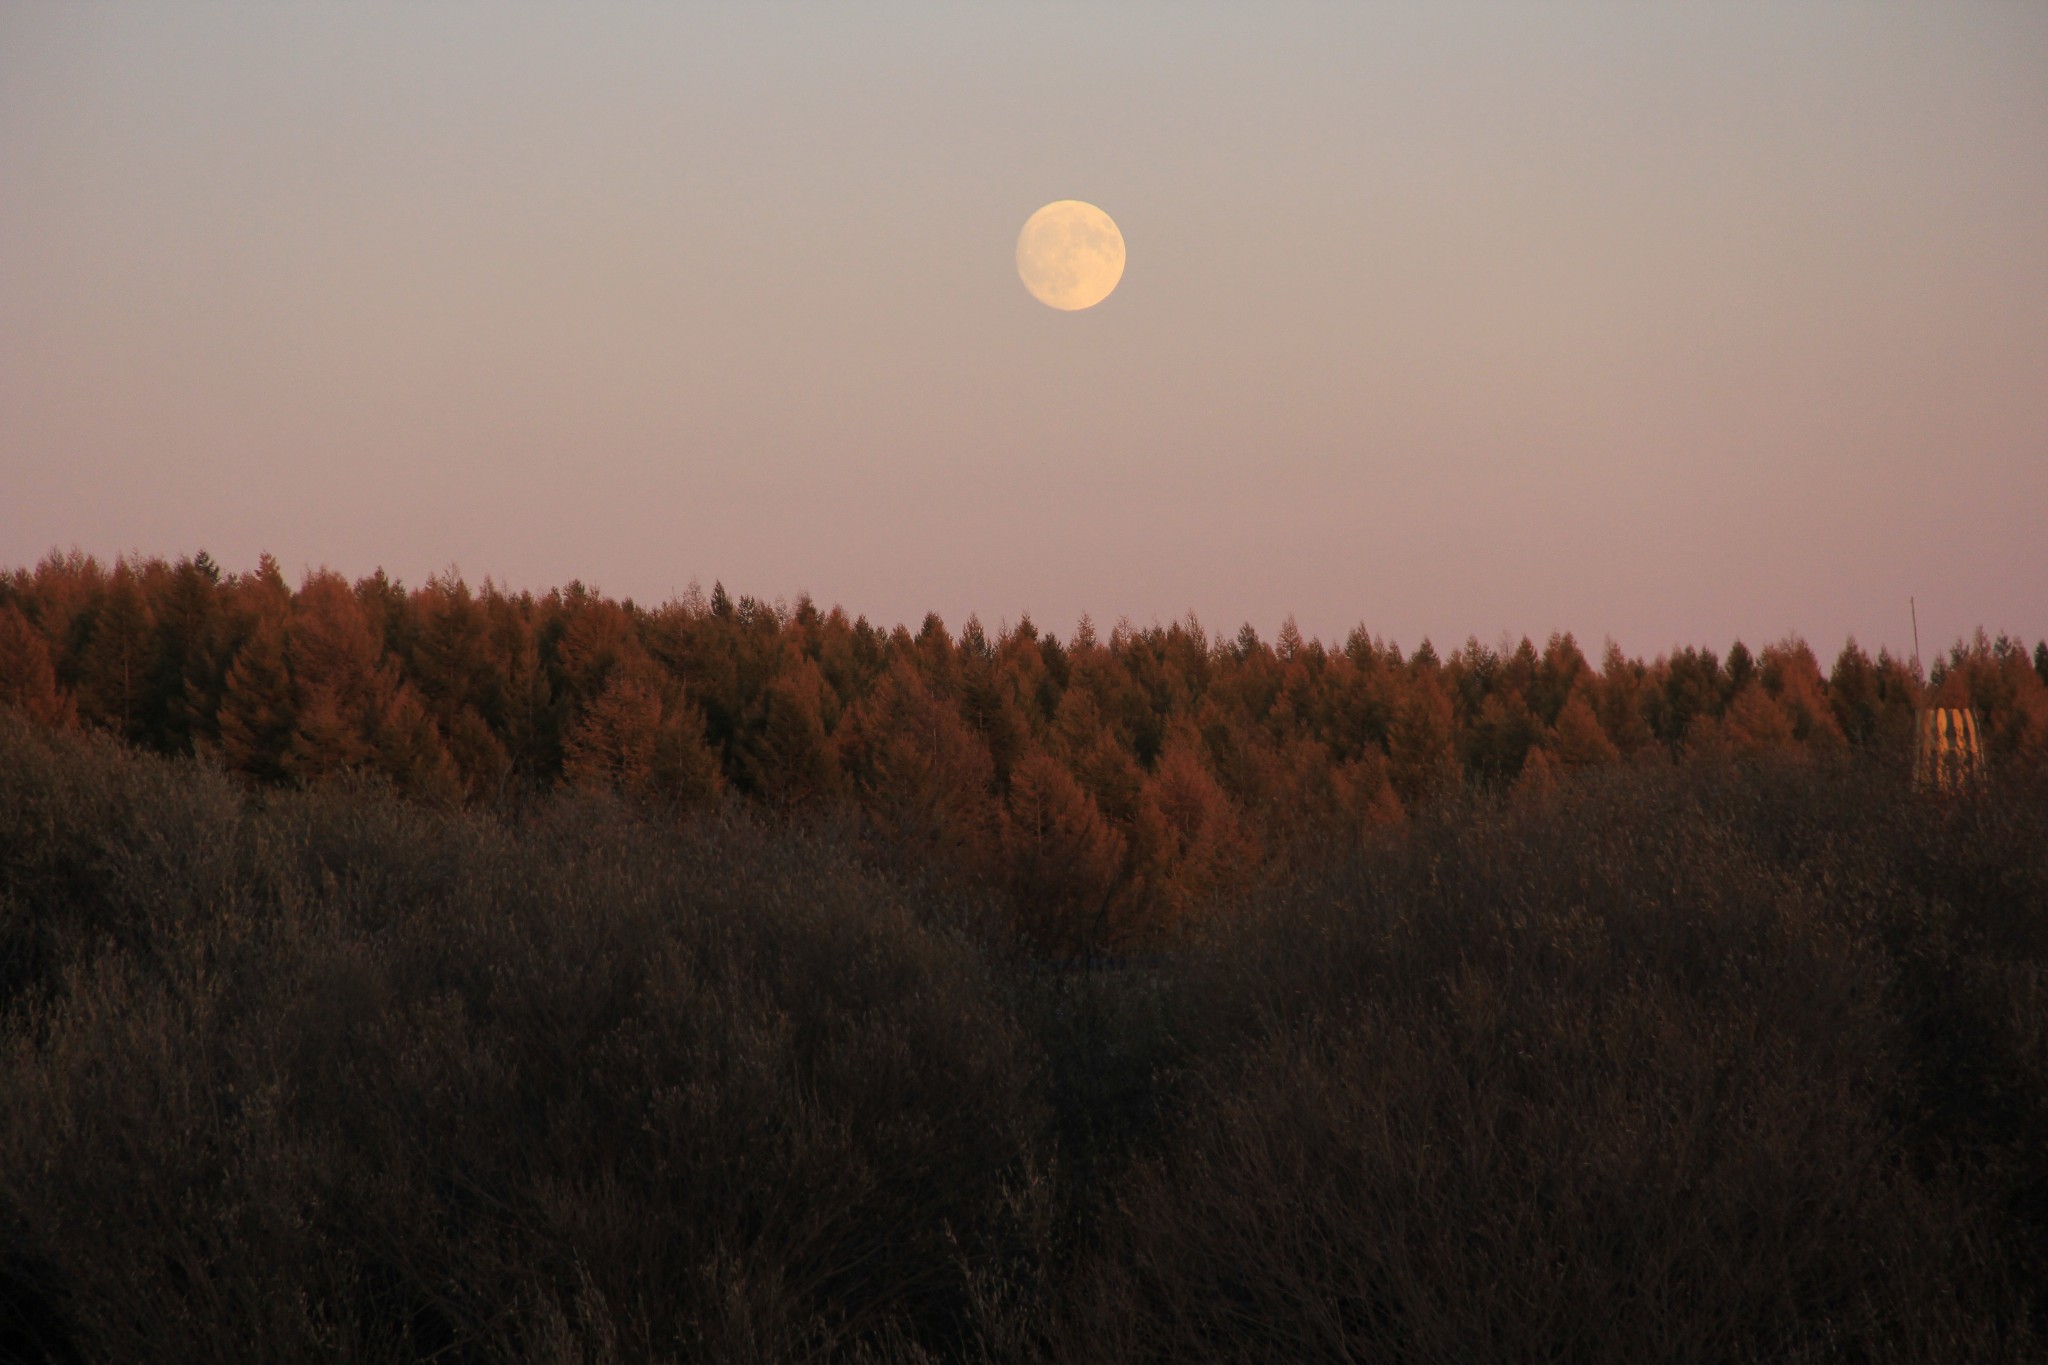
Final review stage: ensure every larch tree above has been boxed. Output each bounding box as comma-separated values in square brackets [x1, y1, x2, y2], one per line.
[839, 657, 997, 877]
[75, 563, 155, 743]
[1759, 638, 1845, 750]
[1718, 682, 1798, 756]
[1004, 750, 1127, 955]
[1134, 733, 1252, 927]
[562, 672, 664, 798]
[1595, 640, 1658, 757]
[1828, 641, 1885, 748]
[562, 668, 722, 806]
[283, 572, 395, 781]
[1549, 689, 1619, 770]
[1387, 668, 1461, 807]
[407, 575, 514, 798]
[144, 553, 224, 755]
[0, 604, 74, 728]
[741, 657, 845, 808]
[214, 612, 295, 781]
[1048, 685, 1145, 827]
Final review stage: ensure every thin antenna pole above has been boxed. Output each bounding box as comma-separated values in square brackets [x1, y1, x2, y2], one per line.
[1910, 597, 1921, 673]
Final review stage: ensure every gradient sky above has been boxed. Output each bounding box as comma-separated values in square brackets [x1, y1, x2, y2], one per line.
[4, 4, 2044, 659]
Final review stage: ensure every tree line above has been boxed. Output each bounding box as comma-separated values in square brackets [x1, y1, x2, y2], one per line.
[3, 550, 2045, 949]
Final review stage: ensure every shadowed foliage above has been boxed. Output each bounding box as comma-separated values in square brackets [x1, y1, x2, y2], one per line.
[2, 709, 2045, 1361]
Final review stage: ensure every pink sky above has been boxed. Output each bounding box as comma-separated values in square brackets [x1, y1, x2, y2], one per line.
[3, 5, 2044, 659]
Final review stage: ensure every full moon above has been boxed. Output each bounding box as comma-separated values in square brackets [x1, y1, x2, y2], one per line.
[1016, 200, 1125, 311]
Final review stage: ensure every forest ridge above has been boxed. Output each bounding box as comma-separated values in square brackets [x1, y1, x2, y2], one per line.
[3, 550, 2045, 949]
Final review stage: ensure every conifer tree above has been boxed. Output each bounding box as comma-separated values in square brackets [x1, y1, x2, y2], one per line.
[1828, 640, 1883, 747]
[75, 563, 155, 742]
[840, 658, 996, 875]
[957, 638, 1032, 789]
[1549, 690, 1619, 769]
[1049, 685, 1145, 825]
[647, 688, 725, 807]
[1004, 750, 1126, 955]
[372, 682, 462, 802]
[1324, 644, 1397, 763]
[405, 574, 518, 797]
[1719, 682, 1798, 755]
[1387, 668, 1461, 806]
[215, 613, 295, 781]
[1596, 640, 1658, 756]
[1532, 632, 1589, 727]
[1465, 689, 1542, 786]
[1758, 638, 1844, 749]
[742, 659, 844, 808]
[562, 671, 722, 806]
[144, 554, 224, 754]
[1337, 747, 1405, 829]
[1512, 743, 1561, 803]
[26, 549, 106, 695]
[1725, 640, 1757, 699]
[283, 572, 393, 781]
[912, 612, 959, 693]
[0, 603, 73, 728]
[1135, 734, 1252, 925]
[1652, 647, 1726, 752]
[562, 673, 664, 797]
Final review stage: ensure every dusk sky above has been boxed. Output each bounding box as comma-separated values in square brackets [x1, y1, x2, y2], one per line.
[4, 5, 2044, 660]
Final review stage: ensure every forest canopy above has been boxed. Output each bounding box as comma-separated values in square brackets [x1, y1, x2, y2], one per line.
[3, 550, 2045, 951]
